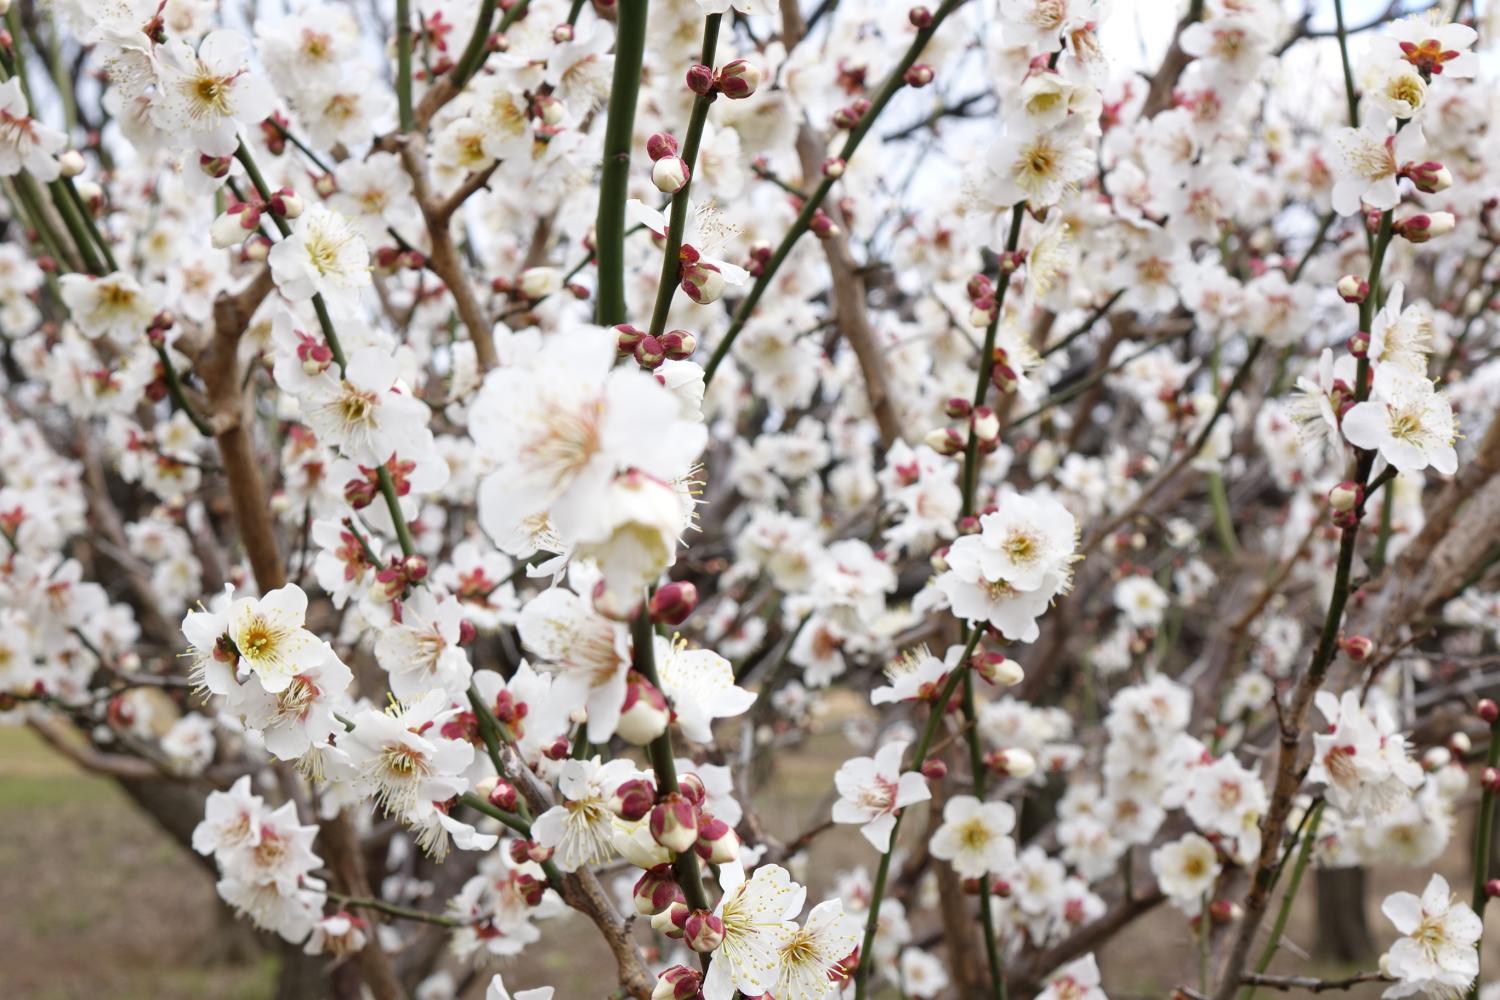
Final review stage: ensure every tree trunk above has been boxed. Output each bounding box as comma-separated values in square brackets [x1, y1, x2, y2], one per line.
[1315, 867, 1375, 962]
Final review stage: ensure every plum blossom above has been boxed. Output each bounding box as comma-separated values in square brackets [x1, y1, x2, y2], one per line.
[832, 740, 931, 851]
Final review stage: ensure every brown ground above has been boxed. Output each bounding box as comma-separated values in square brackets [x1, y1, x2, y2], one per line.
[0, 723, 1488, 999]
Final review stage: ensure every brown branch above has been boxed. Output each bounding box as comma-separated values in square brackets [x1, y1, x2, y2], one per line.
[398, 136, 498, 371]
[792, 128, 904, 448]
[28, 716, 160, 781]
[1239, 971, 1392, 992]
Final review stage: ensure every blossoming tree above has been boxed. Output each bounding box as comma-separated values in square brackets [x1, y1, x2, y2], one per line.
[4, 0, 1500, 996]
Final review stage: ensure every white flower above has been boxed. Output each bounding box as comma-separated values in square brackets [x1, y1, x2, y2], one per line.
[1310, 690, 1424, 818]
[1380, 874, 1480, 999]
[831, 740, 931, 851]
[473, 327, 707, 561]
[703, 862, 802, 1000]
[298, 347, 432, 465]
[900, 948, 950, 999]
[0, 78, 66, 180]
[1368, 283, 1435, 375]
[516, 586, 630, 743]
[986, 116, 1095, 209]
[929, 795, 1017, 878]
[1113, 576, 1169, 629]
[151, 30, 275, 157]
[1150, 833, 1221, 911]
[969, 491, 1078, 593]
[193, 775, 267, 856]
[486, 974, 554, 1000]
[225, 584, 326, 694]
[573, 470, 692, 601]
[1341, 366, 1457, 475]
[268, 205, 371, 309]
[936, 561, 1057, 642]
[1329, 122, 1424, 216]
[772, 899, 860, 1000]
[228, 642, 352, 761]
[530, 756, 640, 872]
[654, 637, 756, 744]
[374, 587, 472, 699]
[342, 690, 474, 817]
[1036, 953, 1108, 1000]
[1373, 16, 1478, 80]
[58, 272, 162, 344]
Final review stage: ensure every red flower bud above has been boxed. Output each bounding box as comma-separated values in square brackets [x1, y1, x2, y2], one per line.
[650, 581, 699, 625]
[647, 132, 679, 162]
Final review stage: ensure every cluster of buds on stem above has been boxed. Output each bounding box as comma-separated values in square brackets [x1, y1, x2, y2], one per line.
[369, 554, 429, 602]
[831, 98, 871, 131]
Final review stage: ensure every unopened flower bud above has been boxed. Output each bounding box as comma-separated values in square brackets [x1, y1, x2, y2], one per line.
[685, 62, 715, 95]
[971, 405, 1000, 444]
[1488, 879, 1500, 899]
[1208, 899, 1239, 924]
[1451, 732, 1472, 756]
[1329, 481, 1363, 512]
[717, 59, 760, 99]
[633, 864, 681, 915]
[694, 815, 740, 864]
[653, 965, 703, 1000]
[683, 910, 725, 952]
[199, 153, 233, 179]
[1347, 330, 1370, 357]
[403, 554, 428, 582]
[519, 266, 560, 299]
[617, 672, 671, 745]
[681, 262, 724, 304]
[615, 323, 645, 354]
[921, 759, 947, 781]
[924, 427, 965, 456]
[647, 132, 679, 161]
[650, 581, 699, 625]
[1332, 479, 1368, 512]
[1401, 160, 1452, 194]
[635, 334, 667, 370]
[269, 188, 303, 219]
[551, 22, 573, 42]
[822, 157, 846, 178]
[809, 210, 839, 240]
[908, 5, 932, 27]
[989, 747, 1036, 778]
[903, 64, 934, 88]
[488, 780, 518, 811]
[1423, 746, 1452, 771]
[1336, 274, 1369, 303]
[678, 772, 707, 805]
[1484, 767, 1500, 794]
[944, 396, 972, 420]
[652, 902, 688, 938]
[973, 651, 1024, 687]
[1394, 211, 1456, 243]
[1479, 699, 1499, 725]
[650, 793, 700, 853]
[662, 328, 697, 360]
[1340, 635, 1374, 661]
[58, 150, 86, 178]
